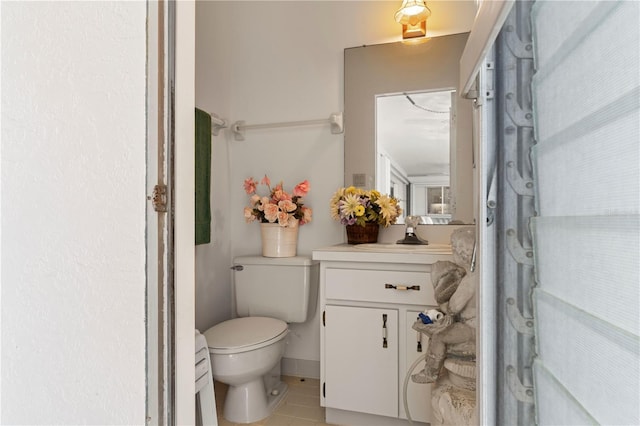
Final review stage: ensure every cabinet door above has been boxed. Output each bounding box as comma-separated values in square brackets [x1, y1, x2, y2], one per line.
[403, 311, 433, 423]
[324, 305, 398, 418]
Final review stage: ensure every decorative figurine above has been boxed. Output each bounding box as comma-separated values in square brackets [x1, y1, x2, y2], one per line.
[412, 227, 477, 425]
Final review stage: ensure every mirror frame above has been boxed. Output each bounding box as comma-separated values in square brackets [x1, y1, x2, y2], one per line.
[344, 32, 474, 224]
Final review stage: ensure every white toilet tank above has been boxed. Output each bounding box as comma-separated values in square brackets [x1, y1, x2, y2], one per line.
[233, 255, 319, 323]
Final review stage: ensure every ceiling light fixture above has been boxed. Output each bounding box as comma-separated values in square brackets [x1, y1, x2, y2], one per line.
[395, 0, 431, 39]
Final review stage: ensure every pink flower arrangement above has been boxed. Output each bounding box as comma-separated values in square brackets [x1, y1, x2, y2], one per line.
[243, 175, 312, 227]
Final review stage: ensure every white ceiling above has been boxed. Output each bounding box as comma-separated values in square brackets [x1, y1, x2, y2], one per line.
[376, 89, 453, 177]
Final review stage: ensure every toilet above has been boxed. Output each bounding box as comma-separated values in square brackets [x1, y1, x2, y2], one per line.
[203, 255, 319, 424]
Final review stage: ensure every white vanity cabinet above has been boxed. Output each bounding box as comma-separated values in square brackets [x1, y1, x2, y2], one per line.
[313, 245, 452, 426]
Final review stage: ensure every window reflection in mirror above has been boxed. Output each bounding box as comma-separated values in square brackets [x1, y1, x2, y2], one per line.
[376, 89, 455, 224]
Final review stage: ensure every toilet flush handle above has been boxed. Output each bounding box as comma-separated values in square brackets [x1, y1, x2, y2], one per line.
[230, 265, 244, 271]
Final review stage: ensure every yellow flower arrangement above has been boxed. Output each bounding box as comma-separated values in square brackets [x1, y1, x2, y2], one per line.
[330, 186, 402, 227]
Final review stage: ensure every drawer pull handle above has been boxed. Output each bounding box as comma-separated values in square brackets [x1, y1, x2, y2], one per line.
[382, 314, 388, 348]
[385, 284, 420, 291]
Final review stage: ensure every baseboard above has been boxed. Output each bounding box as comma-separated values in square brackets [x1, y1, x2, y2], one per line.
[281, 357, 320, 379]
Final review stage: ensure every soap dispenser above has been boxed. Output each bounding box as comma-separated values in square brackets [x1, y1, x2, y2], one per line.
[396, 215, 429, 245]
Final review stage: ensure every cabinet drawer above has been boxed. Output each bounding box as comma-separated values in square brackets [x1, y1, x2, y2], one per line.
[325, 268, 435, 305]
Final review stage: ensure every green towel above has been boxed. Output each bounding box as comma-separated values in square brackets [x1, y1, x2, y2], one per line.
[195, 108, 212, 245]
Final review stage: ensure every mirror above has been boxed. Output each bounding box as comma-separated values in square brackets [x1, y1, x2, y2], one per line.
[344, 33, 474, 224]
[376, 89, 454, 224]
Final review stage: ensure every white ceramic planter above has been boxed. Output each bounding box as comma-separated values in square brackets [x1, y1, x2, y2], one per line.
[260, 223, 298, 257]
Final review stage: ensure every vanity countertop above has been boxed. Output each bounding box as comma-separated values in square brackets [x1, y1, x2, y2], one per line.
[312, 243, 452, 264]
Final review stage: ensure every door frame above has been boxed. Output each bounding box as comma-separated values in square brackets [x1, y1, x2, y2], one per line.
[146, 1, 196, 424]
[173, 0, 196, 424]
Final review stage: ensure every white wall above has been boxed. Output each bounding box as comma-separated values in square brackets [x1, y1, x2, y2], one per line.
[1, 2, 146, 423]
[195, 0, 235, 331]
[194, 1, 476, 369]
[194, 0, 397, 364]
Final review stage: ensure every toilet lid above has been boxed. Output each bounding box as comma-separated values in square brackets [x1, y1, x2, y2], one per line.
[203, 317, 288, 351]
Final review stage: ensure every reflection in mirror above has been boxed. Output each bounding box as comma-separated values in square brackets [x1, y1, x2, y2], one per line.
[376, 90, 454, 224]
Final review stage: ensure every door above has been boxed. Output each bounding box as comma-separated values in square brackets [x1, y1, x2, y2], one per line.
[324, 305, 398, 418]
[528, 2, 640, 425]
[403, 311, 432, 423]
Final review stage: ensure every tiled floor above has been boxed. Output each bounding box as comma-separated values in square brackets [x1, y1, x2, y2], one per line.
[214, 376, 331, 426]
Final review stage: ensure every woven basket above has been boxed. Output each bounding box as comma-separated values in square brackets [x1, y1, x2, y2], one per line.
[346, 223, 380, 245]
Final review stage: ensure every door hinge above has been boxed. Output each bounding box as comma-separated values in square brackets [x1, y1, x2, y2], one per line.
[150, 184, 168, 212]
[322, 310, 325, 327]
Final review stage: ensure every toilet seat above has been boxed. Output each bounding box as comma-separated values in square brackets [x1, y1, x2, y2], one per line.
[204, 317, 288, 355]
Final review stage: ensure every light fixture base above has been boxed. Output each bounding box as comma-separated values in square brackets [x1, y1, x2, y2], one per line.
[402, 20, 427, 39]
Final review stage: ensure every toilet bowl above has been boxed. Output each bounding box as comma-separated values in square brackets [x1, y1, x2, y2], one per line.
[204, 316, 289, 424]
[203, 255, 319, 423]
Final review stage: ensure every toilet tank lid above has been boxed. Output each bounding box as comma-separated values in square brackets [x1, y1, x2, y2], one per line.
[233, 255, 317, 266]
[203, 317, 288, 350]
